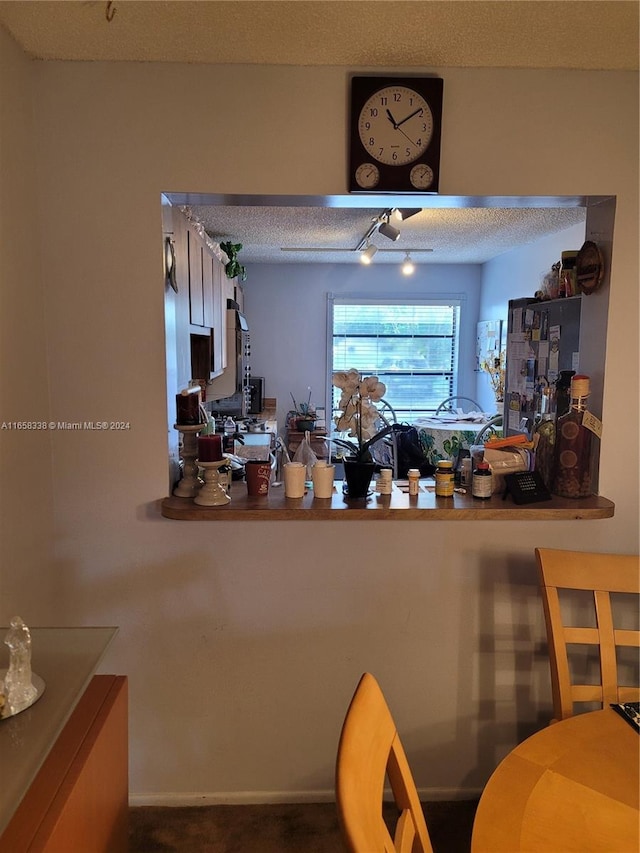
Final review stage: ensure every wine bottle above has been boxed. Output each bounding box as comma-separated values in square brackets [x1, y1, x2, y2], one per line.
[552, 375, 598, 499]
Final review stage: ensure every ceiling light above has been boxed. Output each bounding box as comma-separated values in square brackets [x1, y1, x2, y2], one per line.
[391, 207, 421, 222]
[378, 220, 400, 241]
[401, 253, 415, 275]
[360, 243, 377, 264]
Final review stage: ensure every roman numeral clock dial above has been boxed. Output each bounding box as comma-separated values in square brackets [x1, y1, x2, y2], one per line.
[349, 76, 443, 193]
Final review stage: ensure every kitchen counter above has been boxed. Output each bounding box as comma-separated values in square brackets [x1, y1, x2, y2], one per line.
[161, 482, 614, 521]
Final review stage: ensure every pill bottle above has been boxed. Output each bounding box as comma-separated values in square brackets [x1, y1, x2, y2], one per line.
[435, 460, 454, 497]
[377, 467, 393, 495]
[407, 468, 420, 496]
[472, 461, 493, 499]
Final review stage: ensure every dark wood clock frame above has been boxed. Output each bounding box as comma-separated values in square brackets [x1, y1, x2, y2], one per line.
[348, 75, 444, 194]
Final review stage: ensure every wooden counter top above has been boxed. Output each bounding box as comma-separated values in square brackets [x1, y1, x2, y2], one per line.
[161, 482, 615, 521]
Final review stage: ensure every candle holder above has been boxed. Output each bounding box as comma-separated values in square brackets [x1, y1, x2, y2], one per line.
[173, 424, 204, 498]
[194, 457, 231, 506]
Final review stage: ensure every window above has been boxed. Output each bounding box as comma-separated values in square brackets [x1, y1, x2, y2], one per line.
[330, 297, 461, 421]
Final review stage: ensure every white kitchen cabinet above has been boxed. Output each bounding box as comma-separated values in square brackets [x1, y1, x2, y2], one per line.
[202, 247, 215, 329]
[187, 225, 204, 326]
[212, 255, 226, 373]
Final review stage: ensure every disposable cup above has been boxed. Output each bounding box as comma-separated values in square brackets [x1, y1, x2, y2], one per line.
[312, 463, 335, 499]
[284, 462, 306, 498]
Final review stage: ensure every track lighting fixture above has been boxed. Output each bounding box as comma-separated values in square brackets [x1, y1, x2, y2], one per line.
[360, 242, 377, 264]
[401, 253, 415, 275]
[391, 207, 421, 222]
[378, 219, 400, 242]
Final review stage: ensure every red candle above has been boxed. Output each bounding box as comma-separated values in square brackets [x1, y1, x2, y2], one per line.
[198, 435, 223, 462]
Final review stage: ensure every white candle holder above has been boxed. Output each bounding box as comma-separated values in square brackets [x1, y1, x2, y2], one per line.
[194, 457, 231, 506]
[173, 424, 204, 498]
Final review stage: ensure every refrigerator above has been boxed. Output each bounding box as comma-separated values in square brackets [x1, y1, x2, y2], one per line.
[503, 295, 583, 436]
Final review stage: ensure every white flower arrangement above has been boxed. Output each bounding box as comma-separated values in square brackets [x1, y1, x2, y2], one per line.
[332, 369, 392, 462]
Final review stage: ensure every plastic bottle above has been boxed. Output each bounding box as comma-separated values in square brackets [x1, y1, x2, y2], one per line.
[472, 461, 493, 499]
[408, 468, 420, 496]
[552, 375, 595, 498]
[435, 460, 454, 497]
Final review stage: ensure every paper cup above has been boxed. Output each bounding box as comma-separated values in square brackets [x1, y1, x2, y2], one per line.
[245, 460, 271, 496]
[312, 463, 335, 499]
[284, 462, 306, 498]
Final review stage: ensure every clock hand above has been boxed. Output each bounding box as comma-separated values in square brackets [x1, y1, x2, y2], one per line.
[396, 107, 423, 128]
[386, 108, 398, 128]
[395, 125, 419, 149]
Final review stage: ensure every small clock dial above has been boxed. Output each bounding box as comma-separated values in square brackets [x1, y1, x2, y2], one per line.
[355, 162, 380, 189]
[410, 163, 434, 190]
[358, 85, 433, 167]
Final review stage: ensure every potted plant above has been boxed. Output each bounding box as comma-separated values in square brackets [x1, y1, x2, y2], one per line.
[331, 369, 394, 498]
[290, 390, 316, 432]
[220, 241, 247, 282]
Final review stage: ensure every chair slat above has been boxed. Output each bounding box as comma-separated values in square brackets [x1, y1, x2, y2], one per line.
[536, 548, 640, 722]
[395, 809, 416, 853]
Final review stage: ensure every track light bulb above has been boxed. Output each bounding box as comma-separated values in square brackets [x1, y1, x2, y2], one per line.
[360, 243, 377, 264]
[378, 220, 400, 242]
[402, 253, 415, 276]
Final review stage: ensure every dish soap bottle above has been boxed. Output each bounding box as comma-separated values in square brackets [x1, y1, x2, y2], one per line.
[552, 375, 600, 498]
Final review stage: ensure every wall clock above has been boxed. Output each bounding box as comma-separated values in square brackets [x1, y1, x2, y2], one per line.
[348, 76, 443, 193]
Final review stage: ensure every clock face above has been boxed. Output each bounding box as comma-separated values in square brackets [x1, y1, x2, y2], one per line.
[355, 162, 380, 189]
[349, 76, 443, 194]
[410, 163, 434, 190]
[358, 86, 433, 167]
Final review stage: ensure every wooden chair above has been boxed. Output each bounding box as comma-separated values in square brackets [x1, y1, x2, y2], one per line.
[535, 547, 640, 722]
[335, 672, 433, 853]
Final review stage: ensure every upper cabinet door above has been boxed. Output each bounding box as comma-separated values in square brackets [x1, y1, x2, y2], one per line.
[212, 257, 227, 373]
[187, 227, 204, 326]
[202, 251, 215, 328]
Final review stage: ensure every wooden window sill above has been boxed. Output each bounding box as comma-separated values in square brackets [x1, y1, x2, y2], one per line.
[160, 484, 614, 521]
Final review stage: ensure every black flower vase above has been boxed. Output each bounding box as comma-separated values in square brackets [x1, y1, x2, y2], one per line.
[343, 458, 375, 499]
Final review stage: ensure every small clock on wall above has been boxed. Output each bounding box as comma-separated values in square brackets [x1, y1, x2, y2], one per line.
[348, 76, 443, 193]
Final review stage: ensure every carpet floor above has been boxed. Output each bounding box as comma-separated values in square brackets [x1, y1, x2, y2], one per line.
[129, 800, 479, 852]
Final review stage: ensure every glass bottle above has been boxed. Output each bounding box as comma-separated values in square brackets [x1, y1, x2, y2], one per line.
[472, 461, 493, 499]
[555, 370, 575, 419]
[534, 413, 556, 493]
[552, 375, 593, 499]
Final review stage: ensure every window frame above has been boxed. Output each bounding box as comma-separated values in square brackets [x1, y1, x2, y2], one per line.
[326, 292, 465, 424]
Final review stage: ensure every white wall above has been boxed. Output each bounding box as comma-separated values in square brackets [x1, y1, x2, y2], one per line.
[244, 261, 483, 427]
[0, 28, 55, 621]
[476, 221, 586, 411]
[1, 35, 638, 803]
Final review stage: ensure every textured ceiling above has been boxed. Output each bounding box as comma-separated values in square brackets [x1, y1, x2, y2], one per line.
[184, 201, 587, 264]
[0, 1, 627, 264]
[0, 1, 637, 69]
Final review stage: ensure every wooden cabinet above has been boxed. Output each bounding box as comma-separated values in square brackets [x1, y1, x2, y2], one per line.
[177, 215, 228, 380]
[1, 675, 128, 852]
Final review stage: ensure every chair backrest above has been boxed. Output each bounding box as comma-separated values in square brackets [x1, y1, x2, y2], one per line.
[435, 396, 481, 415]
[474, 414, 503, 444]
[336, 673, 433, 853]
[535, 548, 640, 722]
